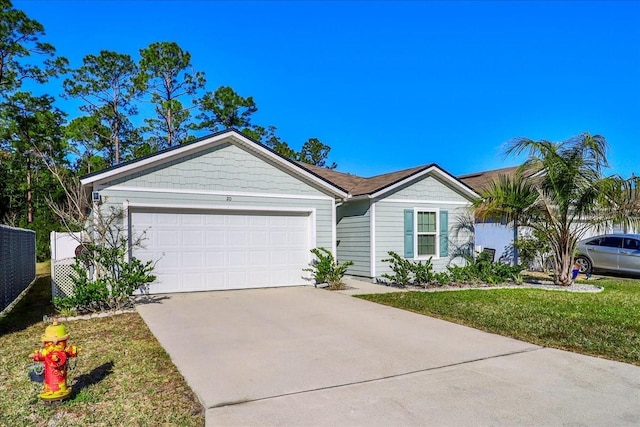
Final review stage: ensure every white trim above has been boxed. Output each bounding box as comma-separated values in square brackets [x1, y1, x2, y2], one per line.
[100, 185, 335, 201]
[370, 201, 376, 278]
[126, 201, 314, 214]
[310, 209, 317, 250]
[331, 202, 337, 258]
[81, 130, 348, 198]
[123, 201, 131, 262]
[414, 207, 440, 260]
[379, 198, 471, 205]
[369, 166, 478, 200]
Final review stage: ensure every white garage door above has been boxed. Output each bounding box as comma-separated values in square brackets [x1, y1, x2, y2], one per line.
[130, 209, 312, 293]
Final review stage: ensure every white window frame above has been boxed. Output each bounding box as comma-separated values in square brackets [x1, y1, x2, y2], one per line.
[414, 208, 440, 259]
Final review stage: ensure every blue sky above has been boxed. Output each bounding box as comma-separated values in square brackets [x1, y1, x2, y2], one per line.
[15, 0, 640, 178]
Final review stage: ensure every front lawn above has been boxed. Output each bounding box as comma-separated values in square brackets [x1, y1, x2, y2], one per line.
[358, 277, 640, 366]
[0, 273, 204, 426]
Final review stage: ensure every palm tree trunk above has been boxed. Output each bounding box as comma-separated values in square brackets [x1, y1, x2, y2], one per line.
[513, 220, 519, 266]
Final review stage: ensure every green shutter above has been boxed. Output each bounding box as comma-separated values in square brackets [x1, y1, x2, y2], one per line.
[439, 210, 448, 257]
[404, 209, 414, 258]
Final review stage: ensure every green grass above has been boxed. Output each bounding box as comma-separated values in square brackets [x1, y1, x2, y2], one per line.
[358, 277, 640, 366]
[0, 267, 204, 427]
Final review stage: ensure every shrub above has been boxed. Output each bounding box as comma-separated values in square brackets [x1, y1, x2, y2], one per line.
[446, 251, 523, 284]
[382, 251, 440, 286]
[381, 250, 523, 287]
[381, 252, 413, 285]
[305, 247, 353, 290]
[53, 238, 156, 314]
[412, 258, 435, 285]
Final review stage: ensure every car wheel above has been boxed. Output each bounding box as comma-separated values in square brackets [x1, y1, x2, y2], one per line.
[575, 256, 592, 274]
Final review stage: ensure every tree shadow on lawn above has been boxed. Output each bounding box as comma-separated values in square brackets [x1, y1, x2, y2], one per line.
[0, 275, 56, 337]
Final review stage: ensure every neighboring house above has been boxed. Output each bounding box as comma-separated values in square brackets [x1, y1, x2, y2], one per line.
[458, 166, 522, 263]
[458, 166, 634, 264]
[80, 129, 477, 294]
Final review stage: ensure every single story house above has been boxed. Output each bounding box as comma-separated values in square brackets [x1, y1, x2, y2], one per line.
[81, 129, 478, 294]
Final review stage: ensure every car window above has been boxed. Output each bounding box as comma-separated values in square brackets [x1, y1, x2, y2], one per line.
[585, 238, 602, 246]
[623, 238, 640, 250]
[600, 237, 623, 248]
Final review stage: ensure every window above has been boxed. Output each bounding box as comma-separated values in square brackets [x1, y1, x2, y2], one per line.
[585, 238, 602, 246]
[417, 210, 437, 256]
[600, 237, 623, 248]
[404, 208, 448, 259]
[623, 238, 640, 250]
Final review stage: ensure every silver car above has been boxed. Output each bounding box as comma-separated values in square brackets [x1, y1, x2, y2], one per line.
[575, 234, 640, 275]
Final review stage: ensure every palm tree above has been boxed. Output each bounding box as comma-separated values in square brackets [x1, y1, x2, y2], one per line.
[475, 132, 633, 286]
[473, 172, 539, 265]
[597, 175, 640, 234]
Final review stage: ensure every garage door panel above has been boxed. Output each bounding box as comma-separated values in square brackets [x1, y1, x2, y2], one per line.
[249, 216, 268, 226]
[156, 252, 179, 269]
[182, 252, 205, 268]
[228, 250, 248, 267]
[131, 209, 312, 293]
[157, 214, 178, 225]
[228, 270, 247, 285]
[205, 215, 225, 226]
[269, 231, 288, 246]
[249, 250, 269, 266]
[182, 214, 204, 225]
[205, 251, 225, 267]
[157, 230, 179, 246]
[228, 216, 248, 226]
[182, 230, 204, 246]
[206, 230, 225, 246]
[228, 230, 248, 246]
[250, 230, 268, 245]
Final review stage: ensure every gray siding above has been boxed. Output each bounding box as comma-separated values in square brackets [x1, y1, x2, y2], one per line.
[336, 199, 371, 276]
[374, 201, 472, 275]
[387, 174, 470, 202]
[102, 142, 330, 197]
[373, 173, 474, 277]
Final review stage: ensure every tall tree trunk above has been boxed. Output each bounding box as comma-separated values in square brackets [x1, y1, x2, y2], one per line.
[26, 153, 33, 224]
[114, 118, 120, 165]
[167, 107, 173, 147]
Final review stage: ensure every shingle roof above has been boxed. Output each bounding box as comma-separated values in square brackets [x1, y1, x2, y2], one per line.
[457, 166, 521, 193]
[296, 162, 467, 197]
[295, 162, 365, 193]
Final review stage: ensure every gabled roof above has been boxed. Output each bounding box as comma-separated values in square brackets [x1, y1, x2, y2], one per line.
[298, 162, 478, 200]
[79, 128, 477, 201]
[80, 129, 349, 198]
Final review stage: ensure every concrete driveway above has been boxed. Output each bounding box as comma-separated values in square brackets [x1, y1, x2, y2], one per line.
[136, 283, 640, 426]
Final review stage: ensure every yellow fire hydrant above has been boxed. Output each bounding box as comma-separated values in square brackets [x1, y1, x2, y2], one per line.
[28, 320, 79, 402]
